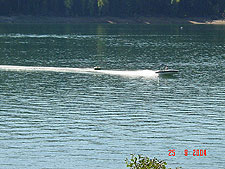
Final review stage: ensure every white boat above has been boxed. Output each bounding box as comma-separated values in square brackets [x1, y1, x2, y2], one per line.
[155, 69, 179, 75]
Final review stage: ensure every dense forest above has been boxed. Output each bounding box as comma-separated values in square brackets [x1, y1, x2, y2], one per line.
[0, 0, 224, 18]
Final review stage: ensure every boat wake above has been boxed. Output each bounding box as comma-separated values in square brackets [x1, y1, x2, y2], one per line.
[0, 65, 158, 79]
[95, 69, 158, 79]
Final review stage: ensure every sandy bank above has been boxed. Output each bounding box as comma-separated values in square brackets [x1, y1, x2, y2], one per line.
[0, 16, 225, 25]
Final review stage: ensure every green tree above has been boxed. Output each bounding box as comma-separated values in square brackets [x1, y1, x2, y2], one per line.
[0, 0, 224, 18]
[125, 154, 181, 169]
[97, 0, 108, 15]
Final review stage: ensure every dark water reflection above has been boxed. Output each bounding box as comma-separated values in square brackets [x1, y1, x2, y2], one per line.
[0, 24, 225, 169]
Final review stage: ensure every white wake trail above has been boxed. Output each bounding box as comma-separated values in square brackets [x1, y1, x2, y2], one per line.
[0, 65, 94, 73]
[95, 69, 158, 78]
[0, 65, 158, 79]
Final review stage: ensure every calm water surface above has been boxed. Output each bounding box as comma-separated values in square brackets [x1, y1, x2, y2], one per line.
[0, 24, 224, 169]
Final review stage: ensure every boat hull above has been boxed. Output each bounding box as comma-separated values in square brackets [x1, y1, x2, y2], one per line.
[155, 69, 179, 75]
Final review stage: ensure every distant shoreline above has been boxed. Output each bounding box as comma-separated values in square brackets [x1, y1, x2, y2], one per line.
[0, 16, 225, 25]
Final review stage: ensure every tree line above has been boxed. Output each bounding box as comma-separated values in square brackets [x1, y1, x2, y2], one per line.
[0, 0, 224, 18]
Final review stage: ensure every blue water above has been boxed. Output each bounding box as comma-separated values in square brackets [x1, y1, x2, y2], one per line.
[0, 24, 224, 169]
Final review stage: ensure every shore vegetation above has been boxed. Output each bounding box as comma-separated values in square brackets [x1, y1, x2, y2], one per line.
[125, 154, 181, 169]
[0, 0, 224, 18]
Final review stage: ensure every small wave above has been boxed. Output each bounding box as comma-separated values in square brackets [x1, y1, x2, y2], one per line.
[0, 34, 97, 39]
[0, 34, 72, 39]
[0, 34, 116, 39]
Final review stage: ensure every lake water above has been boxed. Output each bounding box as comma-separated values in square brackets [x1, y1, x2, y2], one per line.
[0, 24, 224, 169]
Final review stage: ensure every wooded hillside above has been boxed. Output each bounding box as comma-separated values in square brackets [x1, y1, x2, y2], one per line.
[0, 0, 224, 18]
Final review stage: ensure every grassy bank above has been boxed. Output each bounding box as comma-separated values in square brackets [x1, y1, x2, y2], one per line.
[0, 15, 225, 25]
